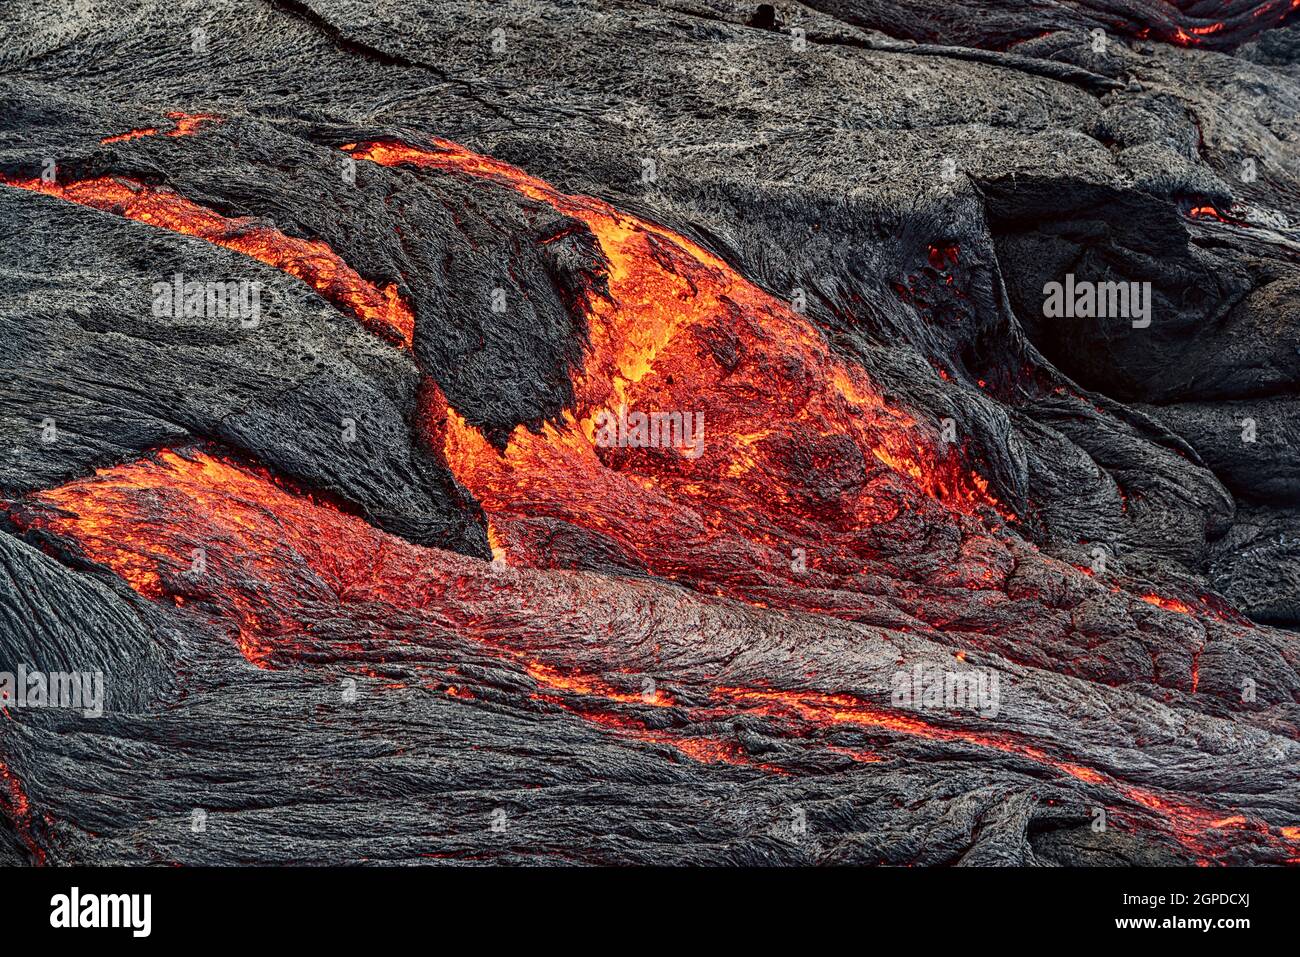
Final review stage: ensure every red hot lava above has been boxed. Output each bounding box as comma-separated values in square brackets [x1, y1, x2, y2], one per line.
[1136, 0, 1299, 48]
[346, 138, 1013, 622]
[101, 111, 223, 144]
[0, 130, 1228, 670]
[3, 129, 1291, 864]
[0, 174, 413, 347]
[8, 447, 1298, 862]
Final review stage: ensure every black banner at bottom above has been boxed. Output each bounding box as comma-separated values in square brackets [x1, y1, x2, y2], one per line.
[0, 865, 1285, 942]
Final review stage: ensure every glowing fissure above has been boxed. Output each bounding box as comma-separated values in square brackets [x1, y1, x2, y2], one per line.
[1139, 593, 1193, 614]
[1137, 1, 1299, 48]
[101, 111, 222, 144]
[1187, 204, 1250, 226]
[0, 174, 413, 347]
[0, 759, 44, 865]
[715, 686, 1294, 860]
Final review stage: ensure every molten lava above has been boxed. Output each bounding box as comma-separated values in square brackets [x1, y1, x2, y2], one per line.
[101, 111, 222, 144]
[1139, 593, 1193, 614]
[4, 128, 1290, 864]
[0, 174, 413, 347]
[1186, 203, 1254, 228]
[716, 685, 1299, 860]
[346, 138, 1009, 624]
[1137, 0, 1299, 48]
[10, 447, 1298, 861]
[6, 448, 843, 772]
[0, 759, 43, 865]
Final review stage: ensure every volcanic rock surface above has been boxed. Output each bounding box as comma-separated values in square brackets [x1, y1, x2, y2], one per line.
[1, 0, 1299, 865]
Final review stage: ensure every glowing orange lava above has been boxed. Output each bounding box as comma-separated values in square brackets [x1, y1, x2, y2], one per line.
[0, 760, 43, 865]
[12, 449, 783, 772]
[5, 128, 1291, 863]
[101, 111, 222, 144]
[527, 661, 675, 707]
[1139, 593, 1193, 614]
[347, 138, 1009, 622]
[1157, 1, 1297, 48]
[0, 174, 413, 347]
[717, 685, 1300, 860]
[101, 127, 159, 144]
[13, 449, 1298, 861]
[1186, 204, 1252, 228]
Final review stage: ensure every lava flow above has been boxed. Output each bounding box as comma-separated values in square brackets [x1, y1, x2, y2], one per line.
[1156, 0, 1300, 48]
[347, 138, 1011, 619]
[716, 686, 1300, 862]
[0, 133, 1231, 687]
[101, 111, 222, 144]
[3, 447, 857, 772]
[3, 128, 1291, 865]
[10, 447, 1298, 862]
[0, 174, 413, 347]
[0, 760, 43, 865]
